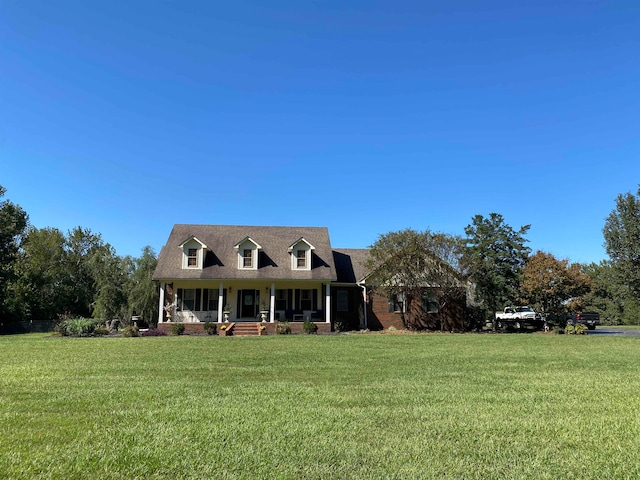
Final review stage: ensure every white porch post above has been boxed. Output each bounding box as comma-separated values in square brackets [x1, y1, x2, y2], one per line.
[359, 283, 368, 329]
[325, 282, 331, 323]
[270, 283, 275, 323]
[217, 282, 224, 323]
[158, 282, 166, 324]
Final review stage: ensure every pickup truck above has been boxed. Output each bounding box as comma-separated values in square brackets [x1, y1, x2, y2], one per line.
[495, 306, 544, 331]
[567, 312, 600, 330]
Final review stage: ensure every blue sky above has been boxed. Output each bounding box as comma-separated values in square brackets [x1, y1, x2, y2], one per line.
[1, 1, 638, 264]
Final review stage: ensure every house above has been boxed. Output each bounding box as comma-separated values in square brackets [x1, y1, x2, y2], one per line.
[152, 224, 468, 333]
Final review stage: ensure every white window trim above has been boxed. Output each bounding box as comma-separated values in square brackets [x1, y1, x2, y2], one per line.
[234, 237, 262, 270]
[288, 238, 315, 271]
[179, 237, 207, 270]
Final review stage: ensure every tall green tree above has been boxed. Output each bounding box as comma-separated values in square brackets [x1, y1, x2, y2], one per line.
[603, 186, 640, 303]
[366, 228, 465, 330]
[128, 246, 159, 327]
[90, 244, 131, 323]
[463, 213, 530, 321]
[0, 186, 29, 319]
[63, 227, 105, 317]
[581, 261, 640, 325]
[9, 227, 67, 320]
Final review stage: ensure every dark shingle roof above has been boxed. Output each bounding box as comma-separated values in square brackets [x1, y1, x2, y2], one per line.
[332, 248, 370, 283]
[153, 224, 337, 281]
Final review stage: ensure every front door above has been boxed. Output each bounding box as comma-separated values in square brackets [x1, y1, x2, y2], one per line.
[240, 290, 258, 318]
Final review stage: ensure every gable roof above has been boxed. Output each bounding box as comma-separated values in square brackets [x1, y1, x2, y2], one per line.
[153, 224, 337, 281]
[178, 236, 207, 249]
[332, 248, 370, 284]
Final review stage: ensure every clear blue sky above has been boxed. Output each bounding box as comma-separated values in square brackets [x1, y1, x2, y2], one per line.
[1, 1, 638, 264]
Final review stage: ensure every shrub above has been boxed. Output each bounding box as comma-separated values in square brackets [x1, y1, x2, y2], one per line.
[203, 322, 217, 335]
[122, 325, 139, 337]
[302, 321, 318, 334]
[334, 318, 347, 333]
[142, 328, 167, 337]
[388, 326, 397, 332]
[58, 317, 100, 337]
[565, 324, 575, 335]
[94, 326, 109, 336]
[575, 323, 587, 335]
[171, 323, 185, 336]
[276, 321, 291, 335]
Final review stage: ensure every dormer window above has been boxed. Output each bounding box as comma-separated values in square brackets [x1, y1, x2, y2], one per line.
[234, 236, 262, 270]
[288, 237, 315, 271]
[296, 249, 307, 268]
[243, 249, 253, 268]
[179, 236, 208, 270]
[187, 248, 198, 267]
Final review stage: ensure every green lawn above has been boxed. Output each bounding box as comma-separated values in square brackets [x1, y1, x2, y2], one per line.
[1, 332, 639, 479]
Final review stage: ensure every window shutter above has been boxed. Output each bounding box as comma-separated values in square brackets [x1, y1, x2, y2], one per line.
[195, 289, 202, 312]
[202, 289, 209, 311]
[177, 289, 183, 310]
[295, 289, 301, 310]
[287, 289, 293, 310]
[312, 289, 318, 310]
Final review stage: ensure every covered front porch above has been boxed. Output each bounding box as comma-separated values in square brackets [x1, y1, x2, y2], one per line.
[158, 280, 332, 325]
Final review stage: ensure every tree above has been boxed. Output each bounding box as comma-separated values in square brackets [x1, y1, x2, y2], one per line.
[463, 213, 530, 321]
[0, 186, 28, 319]
[9, 227, 68, 320]
[90, 244, 131, 323]
[581, 261, 640, 325]
[365, 228, 466, 330]
[603, 186, 640, 302]
[519, 251, 591, 317]
[128, 246, 159, 327]
[62, 227, 106, 317]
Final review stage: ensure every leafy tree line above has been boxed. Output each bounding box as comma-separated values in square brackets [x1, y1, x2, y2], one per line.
[0, 185, 158, 325]
[367, 185, 640, 329]
[2, 183, 639, 328]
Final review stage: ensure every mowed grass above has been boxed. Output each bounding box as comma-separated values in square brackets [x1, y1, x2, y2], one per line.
[1, 333, 639, 479]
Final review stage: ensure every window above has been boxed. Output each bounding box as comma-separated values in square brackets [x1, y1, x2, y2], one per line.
[296, 249, 307, 268]
[243, 249, 253, 268]
[275, 289, 287, 310]
[182, 289, 196, 311]
[422, 291, 438, 313]
[300, 289, 312, 310]
[187, 248, 198, 267]
[388, 293, 404, 313]
[207, 289, 219, 311]
[337, 290, 349, 312]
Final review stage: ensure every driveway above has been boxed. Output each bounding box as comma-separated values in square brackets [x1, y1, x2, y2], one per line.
[588, 327, 640, 337]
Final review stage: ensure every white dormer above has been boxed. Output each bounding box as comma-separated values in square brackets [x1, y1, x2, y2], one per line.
[288, 237, 315, 271]
[234, 236, 262, 270]
[179, 236, 208, 269]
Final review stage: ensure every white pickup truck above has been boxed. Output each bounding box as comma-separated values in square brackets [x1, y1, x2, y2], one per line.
[495, 306, 544, 331]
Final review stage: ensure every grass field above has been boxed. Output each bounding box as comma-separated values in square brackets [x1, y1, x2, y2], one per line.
[1, 332, 639, 479]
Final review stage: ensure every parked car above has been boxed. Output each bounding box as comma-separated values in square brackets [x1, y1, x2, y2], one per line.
[567, 312, 600, 330]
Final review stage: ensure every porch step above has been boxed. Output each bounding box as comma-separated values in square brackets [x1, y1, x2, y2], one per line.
[229, 322, 261, 336]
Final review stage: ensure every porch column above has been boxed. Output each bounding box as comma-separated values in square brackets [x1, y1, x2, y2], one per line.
[158, 282, 166, 324]
[217, 282, 224, 323]
[359, 283, 368, 329]
[270, 283, 275, 323]
[325, 282, 331, 323]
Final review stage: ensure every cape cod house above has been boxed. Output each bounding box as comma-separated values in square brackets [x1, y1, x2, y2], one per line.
[153, 224, 468, 334]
